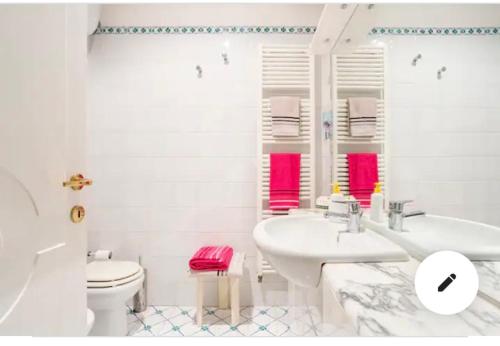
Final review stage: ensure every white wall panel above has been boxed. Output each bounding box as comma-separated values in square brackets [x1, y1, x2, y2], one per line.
[87, 34, 311, 305]
[380, 35, 500, 226]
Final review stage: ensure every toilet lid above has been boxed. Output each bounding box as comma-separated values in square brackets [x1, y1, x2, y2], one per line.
[87, 268, 143, 288]
[87, 261, 142, 283]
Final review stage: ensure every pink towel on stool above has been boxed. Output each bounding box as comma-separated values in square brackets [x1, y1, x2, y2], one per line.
[347, 153, 378, 207]
[269, 153, 301, 210]
[189, 246, 234, 271]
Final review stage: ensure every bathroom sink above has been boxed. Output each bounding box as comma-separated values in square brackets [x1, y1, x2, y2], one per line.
[253, 214, 409, 287]
[364, 214, 500, 261]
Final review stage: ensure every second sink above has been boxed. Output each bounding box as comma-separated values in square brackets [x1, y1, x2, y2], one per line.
[253, 214, 409, 288]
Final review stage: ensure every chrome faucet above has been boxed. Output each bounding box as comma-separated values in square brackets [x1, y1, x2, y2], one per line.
[324, 200, 364, 234]
[388, 200, 426, 232]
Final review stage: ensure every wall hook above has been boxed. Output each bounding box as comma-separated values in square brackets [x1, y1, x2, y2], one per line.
[437, 66, 447, 80]
[412, 54, 422, 66]
[222, 52, 229, 65]
[196, 65, 202, 78]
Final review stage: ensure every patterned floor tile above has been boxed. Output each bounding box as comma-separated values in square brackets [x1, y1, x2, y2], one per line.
[132, 327, 154, 336]
[140, 310, 168, 326]
[222, 314, 249, 327]
[266, 306, 288, 320]
[127, 320, 144, 336]
[128, 305, 313, 337]
[249, 327, 275, 337]
[127, 311, 139, 324]
[240, 306, 262, 319]
[212, 307, 232, 320]
[168, 312, 195, 327]
[154, 306, 180, 320]
[250, 310, 276, 326]
[177, 306, 196, 315]
[161, 329, 184, 336]
[234, 321, 261, 336]
[202, 307, 222, 321]
[176, 322, 204, 336]
[205, 323, 233, 336]
[132, 306, 159, 322]
[267, 319, 290, 336]
[191, 329, 214, 337]
[149, 320, 174, 336]
[220, 327, 244, 337]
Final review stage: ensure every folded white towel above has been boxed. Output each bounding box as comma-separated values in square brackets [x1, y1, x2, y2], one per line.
[348, 97, 377, 137]
[271, 96, 300, 137]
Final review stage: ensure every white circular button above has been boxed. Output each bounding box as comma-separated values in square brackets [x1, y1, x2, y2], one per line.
[415, 251, 478, 315]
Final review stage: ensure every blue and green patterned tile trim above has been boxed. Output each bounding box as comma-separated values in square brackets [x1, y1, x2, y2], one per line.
[95, 25, 316, 35]
[95, 25, 500, 36]
[370, 27, 500, 36]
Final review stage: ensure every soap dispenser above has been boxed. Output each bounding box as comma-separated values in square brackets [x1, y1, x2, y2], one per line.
[328, 182, 345, 215]
[370, 182, 384, 222]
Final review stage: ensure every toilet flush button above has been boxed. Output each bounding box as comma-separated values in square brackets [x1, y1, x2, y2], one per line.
[415, 251, 478, 315]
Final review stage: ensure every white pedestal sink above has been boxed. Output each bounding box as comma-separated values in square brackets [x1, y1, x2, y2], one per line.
[253, 214, 409, 288]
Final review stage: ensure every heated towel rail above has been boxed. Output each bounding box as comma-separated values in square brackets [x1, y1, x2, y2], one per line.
[256, 44, 316, 282]
[331, 44, 390, 207]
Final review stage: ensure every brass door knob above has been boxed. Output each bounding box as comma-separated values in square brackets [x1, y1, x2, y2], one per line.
[62, 174, 93, 191]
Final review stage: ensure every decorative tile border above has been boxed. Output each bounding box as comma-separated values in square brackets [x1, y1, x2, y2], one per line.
[95, 25, 500, 37]
[370, 27, 500, 36]
[95, 25, 316, 35]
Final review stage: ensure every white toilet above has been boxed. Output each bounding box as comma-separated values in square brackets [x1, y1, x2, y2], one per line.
[86, 260, 144, 336]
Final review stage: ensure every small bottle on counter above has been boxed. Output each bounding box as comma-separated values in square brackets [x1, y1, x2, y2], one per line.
[370, 182, 384, 222]
[328, 182, 346, 215]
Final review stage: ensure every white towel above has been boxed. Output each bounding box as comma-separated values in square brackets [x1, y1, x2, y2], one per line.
[271, 96, 300, 137]
[348, 97, 377, 137]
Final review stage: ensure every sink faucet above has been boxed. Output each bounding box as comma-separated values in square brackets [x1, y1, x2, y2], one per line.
[324, 200, 364, 234]
[388, 200, 426, 232]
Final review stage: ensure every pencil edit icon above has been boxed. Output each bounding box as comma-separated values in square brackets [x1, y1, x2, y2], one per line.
[438, 273, 457, 292]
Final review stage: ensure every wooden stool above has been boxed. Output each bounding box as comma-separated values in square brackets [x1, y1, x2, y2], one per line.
[189, 252, 245, 326]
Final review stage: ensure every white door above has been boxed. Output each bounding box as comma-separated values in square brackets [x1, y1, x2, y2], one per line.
[0, 5, 88, 335]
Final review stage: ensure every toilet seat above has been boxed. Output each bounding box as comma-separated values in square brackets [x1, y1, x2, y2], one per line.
[87, 261, 143, 288]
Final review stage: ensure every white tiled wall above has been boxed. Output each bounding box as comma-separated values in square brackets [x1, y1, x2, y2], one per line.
[380, 35, 500, 226]
[86, 34, 311, 305]
[87, 31, 500, 306]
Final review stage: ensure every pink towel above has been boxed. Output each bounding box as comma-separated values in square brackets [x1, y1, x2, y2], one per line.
[269, 153, 301, 210]
[347, 153, 378, 207]
[189, 246, 234, 271]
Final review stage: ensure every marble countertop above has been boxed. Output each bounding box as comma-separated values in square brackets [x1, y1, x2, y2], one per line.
[360, 215, 500, 309]
[475, 261, 500, 305]
[323, 258, 500, 336]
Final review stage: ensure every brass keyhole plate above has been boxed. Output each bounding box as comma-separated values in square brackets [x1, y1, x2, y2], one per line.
[70, 205, 85, 223]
